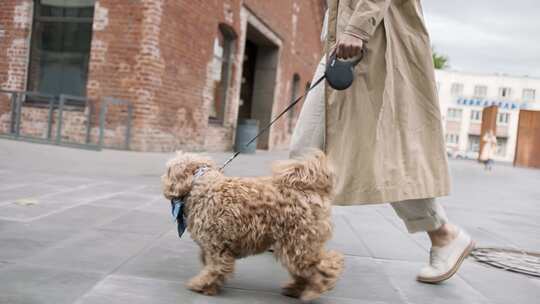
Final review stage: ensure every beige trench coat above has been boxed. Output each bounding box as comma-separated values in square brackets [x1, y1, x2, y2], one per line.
[324, 0, 451, 205]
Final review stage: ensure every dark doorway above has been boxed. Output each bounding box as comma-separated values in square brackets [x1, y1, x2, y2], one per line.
[237, 24, 280, 150]
[238, 40, 258, 121]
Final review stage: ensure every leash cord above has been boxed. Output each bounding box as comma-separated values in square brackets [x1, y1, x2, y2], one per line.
[219, 74, 327, 171]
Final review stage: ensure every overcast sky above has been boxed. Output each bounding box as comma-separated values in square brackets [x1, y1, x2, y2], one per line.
[422, 0, 540, 77]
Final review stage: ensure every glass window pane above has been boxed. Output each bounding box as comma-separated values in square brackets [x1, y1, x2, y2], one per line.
[40, 0, 95, 17]
[28, 1, 94, 98]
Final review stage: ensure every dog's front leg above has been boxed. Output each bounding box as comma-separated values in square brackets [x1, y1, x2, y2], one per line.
[187, 252, 235, 296]
[199, 249, 207, 265]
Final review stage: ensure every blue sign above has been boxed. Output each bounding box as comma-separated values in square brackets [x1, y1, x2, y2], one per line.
[456, 98, 524, 110]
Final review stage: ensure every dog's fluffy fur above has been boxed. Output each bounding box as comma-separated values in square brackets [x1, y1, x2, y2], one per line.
[162, 150, 344, 301]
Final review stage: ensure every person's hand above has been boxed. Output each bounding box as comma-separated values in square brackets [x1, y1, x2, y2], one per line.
[336, 34, 364, 59]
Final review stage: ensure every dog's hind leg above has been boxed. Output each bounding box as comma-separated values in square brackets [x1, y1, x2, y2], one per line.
[300, 249, 344, 301]
[275, 243, 318, 299]
[199, 249, 207, 265]
[187, 251, 235, 296]
[276, 243, 344, 302]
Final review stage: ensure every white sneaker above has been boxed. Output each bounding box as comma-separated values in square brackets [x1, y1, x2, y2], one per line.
[417, 229, 475, 284]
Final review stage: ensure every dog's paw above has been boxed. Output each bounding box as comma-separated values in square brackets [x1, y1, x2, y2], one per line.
[282, 287, 302, 298]
[281, 281, 304, 298]
[300, 289, 322, 302]
[187, 278, 219, 296]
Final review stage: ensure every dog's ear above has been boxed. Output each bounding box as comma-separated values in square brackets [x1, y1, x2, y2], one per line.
[162, 153, 195, 200]
[272, 149, 334, 194]
[162, 153, 217, 200]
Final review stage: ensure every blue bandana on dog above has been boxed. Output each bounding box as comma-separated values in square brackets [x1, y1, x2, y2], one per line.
[171, 198, 187, 237]
[170, 166, 209, 238]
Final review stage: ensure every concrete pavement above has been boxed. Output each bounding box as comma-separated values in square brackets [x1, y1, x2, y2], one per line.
[0, 139, 539, 304]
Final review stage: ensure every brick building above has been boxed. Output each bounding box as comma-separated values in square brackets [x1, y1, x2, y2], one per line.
[0, 0, 325, 151]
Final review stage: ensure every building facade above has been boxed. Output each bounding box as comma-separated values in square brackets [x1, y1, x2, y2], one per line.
[0, 0, 325, 151]
[436, 70, 540, 162]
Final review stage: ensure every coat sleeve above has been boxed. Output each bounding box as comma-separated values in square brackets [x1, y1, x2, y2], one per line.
[344, 0, 392, 42]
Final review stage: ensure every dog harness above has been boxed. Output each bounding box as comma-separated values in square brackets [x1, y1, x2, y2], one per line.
[171, 166, 209, 238]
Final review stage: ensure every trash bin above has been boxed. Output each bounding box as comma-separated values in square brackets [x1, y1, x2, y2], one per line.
[234, 119, 259, 154]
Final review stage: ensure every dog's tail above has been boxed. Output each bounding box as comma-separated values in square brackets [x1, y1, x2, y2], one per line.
[271, 149, 334, 196]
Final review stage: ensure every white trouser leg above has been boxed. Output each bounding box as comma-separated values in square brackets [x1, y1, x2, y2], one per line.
[289, 57, 326, 159]
[390, 198, 449, 233]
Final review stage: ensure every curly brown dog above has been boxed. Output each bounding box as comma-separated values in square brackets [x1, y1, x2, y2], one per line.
[162, 150, 344, 301]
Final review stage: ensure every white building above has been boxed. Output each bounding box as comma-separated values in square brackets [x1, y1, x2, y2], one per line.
[435, 70, 540, 162]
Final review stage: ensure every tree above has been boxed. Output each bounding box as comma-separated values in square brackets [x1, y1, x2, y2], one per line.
[432, 47, 449, 70]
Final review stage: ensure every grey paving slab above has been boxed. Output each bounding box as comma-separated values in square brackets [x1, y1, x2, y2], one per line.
[327, 214, 371, 257]
[0, 260, 12, 269]
[89, 192, 158, 209]
[97, 209, 173, 237]
[0, 183, 143, 222]
[324, 256, 404, 302]
[380, 259, 491, 304]
[0, 219, 18, 232]
[0, 264, 101, 304]
[21, 229, 155, 273]
[0, 172, 63, 190]
[31, 204, 127, 228]
[343, 208, 429, 262]
[74, 274, 371, 304]
[1, 140, 540, 304]
[40, 182, 143, 204]
[137, 197, 170, 214]
[0, 183, 67, 204]
[0, 198, 102, 222]
[0, 222, 80, 261]
[131, 184, 164, 197]
[459, 261, 540, 304]
[114, 231, 203, 283]
[40, 176, 100, 188]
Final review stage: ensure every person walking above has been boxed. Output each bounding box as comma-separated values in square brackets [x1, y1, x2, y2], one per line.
[290, 0, 474, 283]
[480, 130, 497, 171]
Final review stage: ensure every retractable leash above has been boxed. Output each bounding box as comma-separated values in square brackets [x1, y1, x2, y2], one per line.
[219, 49, 366, 171]
[172, 51, 366, 238]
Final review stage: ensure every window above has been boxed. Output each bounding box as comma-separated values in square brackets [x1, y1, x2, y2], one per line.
[470, 110, 482, 122]
[451, 83, 464, 96]
[209, 24, 236, 122]
[499, 87, 512, 98]
[523, 89, 536, 101]
[27, 0, 95, 101]
[497, 112, 510, 125]
[445, 133, 459, 145]
[468, 135, 480, 152]
[289, 74, 301, 133]
[446, 108, 463, 121]
[436, 82, 441, 93]
[473, 85, 488, 98]
[496, 137, 507, 157]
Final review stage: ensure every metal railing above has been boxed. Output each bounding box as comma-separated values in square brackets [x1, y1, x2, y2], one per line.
[0, 90, 132, 151]
[99, 97, 133, 150]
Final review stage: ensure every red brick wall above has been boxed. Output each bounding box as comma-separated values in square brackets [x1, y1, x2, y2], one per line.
[0, 0, 325, 152]
[0, 0, 32, 131]
[243, 0, 325, 149]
